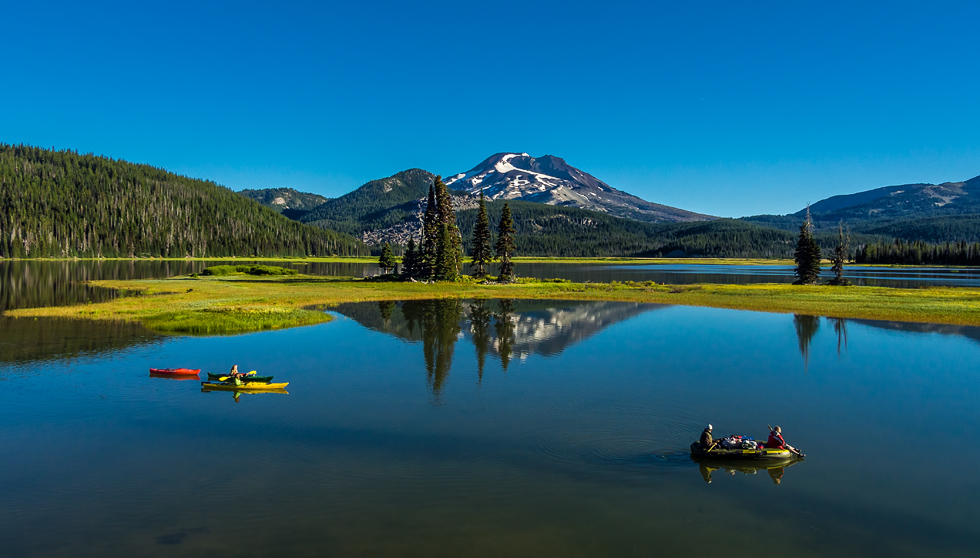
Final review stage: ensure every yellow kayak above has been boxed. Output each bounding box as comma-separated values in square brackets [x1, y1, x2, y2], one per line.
[201, 381, 289, 391]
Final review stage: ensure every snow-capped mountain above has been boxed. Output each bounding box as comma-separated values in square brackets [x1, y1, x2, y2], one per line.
[444, 153, 712, 223]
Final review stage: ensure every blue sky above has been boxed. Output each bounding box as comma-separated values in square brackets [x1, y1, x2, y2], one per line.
[2, 0, 978, 217]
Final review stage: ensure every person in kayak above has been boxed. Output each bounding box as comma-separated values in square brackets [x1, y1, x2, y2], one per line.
[700, 424, 714, 449]
[229, 364, 243, 386]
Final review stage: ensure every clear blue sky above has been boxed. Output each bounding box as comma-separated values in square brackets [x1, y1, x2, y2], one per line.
[3, 1, 978, 217]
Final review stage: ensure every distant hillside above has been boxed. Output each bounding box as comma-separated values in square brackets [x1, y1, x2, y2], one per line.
[239, 187, 330, 218]
[742, 174, 980, 242]
[299, 168, 435, 235]
[803, 175, 980, 219]
[0, 144, 366, 258]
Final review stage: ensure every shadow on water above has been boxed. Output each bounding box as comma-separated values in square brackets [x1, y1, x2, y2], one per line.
[0, 316, 163, 371]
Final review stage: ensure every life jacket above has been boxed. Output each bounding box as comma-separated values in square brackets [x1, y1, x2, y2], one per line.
[767, 431, 785, 449]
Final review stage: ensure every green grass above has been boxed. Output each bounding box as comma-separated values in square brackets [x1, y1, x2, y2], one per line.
[201, 264, 299, 276]
[142, 306, 331, 335]
[6, 274, 980, 336]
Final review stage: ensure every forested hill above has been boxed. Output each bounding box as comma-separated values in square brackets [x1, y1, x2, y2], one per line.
[0, 144, 366, 258]
[299, 168, 435, 235]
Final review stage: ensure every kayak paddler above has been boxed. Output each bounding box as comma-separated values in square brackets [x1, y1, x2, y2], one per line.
[229, 364, 243, 386]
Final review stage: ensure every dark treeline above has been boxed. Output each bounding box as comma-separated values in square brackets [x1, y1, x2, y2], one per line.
[0, 144, 366, 258]
[855, 239, 980, 265]
[454, 201, 876, 258]
[743, 213, 980, 245]
[863, 215, 980, 244]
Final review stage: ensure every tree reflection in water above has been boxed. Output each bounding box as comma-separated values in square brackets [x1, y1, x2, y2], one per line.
[400, 299, 463, 402]
[469, 299, 493, 383]
[792, 315, 850, 367]
[494, 299, 516, 372]
[831, 317, 848, 356]
[793, 314, 820, 369]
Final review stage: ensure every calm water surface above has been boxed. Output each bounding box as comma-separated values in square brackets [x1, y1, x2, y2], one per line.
[1, 299, 978, 557]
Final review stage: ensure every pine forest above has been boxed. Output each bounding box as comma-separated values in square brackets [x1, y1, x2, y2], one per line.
[0, 145, 366, 258]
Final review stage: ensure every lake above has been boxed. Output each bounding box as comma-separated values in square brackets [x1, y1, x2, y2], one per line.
[1, 297, 978, 557]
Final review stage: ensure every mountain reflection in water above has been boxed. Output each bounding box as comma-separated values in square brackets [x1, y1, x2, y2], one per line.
[332, 299, 661, 400]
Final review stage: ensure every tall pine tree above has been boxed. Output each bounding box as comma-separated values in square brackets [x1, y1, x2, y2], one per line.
[432, 175, 463, 279]
[793, 207, 822, 285]
[434, 223, 458, 281]
[402, 237, 420, 279]
[420, 185, 438, 279]
[829, 220, 851, 286]
[495, 202, 516, 281]
[469, 190, 493, 278]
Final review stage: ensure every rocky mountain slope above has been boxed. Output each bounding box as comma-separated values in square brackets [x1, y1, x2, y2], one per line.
[239, 187, 330, 217]
[744, 174, 980, 236]
[444, 153, 713, 223]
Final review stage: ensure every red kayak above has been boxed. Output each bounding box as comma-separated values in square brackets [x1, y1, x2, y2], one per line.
[149, 368, 201, 376]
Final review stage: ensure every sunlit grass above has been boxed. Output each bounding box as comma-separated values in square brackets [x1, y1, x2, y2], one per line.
[6, 273, 980, 335]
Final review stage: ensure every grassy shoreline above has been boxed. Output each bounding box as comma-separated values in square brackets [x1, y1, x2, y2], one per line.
[5, 274, 980, 334]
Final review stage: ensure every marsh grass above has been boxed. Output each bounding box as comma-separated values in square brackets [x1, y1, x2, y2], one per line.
[142, 306, 331, 335]
[7, 274, 980, 335]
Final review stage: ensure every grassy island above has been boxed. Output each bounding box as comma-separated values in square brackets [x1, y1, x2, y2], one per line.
[5, 271, 980, 335]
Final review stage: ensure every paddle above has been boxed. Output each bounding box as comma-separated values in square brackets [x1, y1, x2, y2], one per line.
[704, 441, 718, 453]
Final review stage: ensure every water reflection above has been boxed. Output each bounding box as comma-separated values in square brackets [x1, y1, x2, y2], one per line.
[696, 460, 802, 485]
[0, 316, 163, 370]
[793, 314, 820, 368]
[831, 317, 848, 355]
[333, 299, 659, 400]
[200, 387, 290, 403]
[469, 299, 494, 381]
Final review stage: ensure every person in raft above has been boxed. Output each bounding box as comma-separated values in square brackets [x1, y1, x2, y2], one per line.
[766, 426, 800, 454]
[700, 424, 714, 449]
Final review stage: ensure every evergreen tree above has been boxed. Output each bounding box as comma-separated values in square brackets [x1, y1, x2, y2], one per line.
[378, 243, 396, 274]
[829, 220, 851, 286]
[402, 237, 419, 278]
[434, 223, 458, 281]
[495, 202, 517, 281]
[469, 190, 493, 278]
[433, 175, 463, 278]
[793, 207, 822, 285]
[420, 185, 438, 278]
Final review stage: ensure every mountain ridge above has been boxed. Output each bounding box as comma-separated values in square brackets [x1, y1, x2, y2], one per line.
[444, 152, 713, 223]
